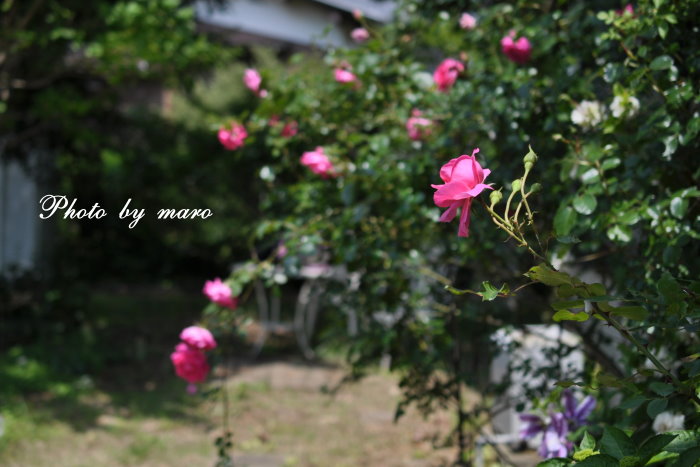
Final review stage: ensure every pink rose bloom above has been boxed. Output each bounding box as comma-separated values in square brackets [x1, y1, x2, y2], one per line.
[459, 13, 477, 30]
[203, 278, 238, 309]
[301, 147, 335, 178]
[171, 342, 210, 390]
[433, 58, 464, 92]
[616, 4, 634, 16]
[268, 115, 281, 126]
[244, 68, 262, 92]
[334, 68, 357, 84]
[432, 148, 493, 237]
[281, 121, 298, 138]
[406, 109, 432, 141]
[501, 32, 532, 65]
[180, 326, 217, 351]
[218, 123, 247, 151]
[352, 9, 363, 20]
[351, 28, 370, 43]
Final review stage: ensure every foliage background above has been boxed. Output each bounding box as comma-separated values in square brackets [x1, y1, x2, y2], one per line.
[1, 0, 698, 464]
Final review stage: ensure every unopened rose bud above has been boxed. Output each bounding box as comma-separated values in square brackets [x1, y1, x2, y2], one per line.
[530, 183, 542, 193]
[490, 190, 503, 206]
[511, 179, 522, 191]
[523, 150, 537, 165]
[524, 161, 534, 171]
[353, 9, 363, 20]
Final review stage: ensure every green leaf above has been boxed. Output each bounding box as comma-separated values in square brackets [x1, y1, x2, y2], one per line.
[619, 394, 647, 410]
[611, 305, 648, 321]
[650, 55, 673, 70]
[573, 194, 598, 215]
[537, 458, 570, 467]
[581, 431, 596, 451]
[554, 205, 578, 236]
[649, 382, 674, 397]
[525, 264, 580, 287]
[552, 299, 585, 310]
[647, 451, 678, 464]
[575, 454, 620, 466]
[553, 309, 590, 322]
[639, 434, 677, 464]
[619, 455, 642, 466]
[670, 197, 688, 219]
[658, 272, 683, 302]
[646, 399, 668, 419]
[675, 446, 700, 467]
[573, 449, 597, 461]
[480, 281, 508, 301]
[556, 284, 578, 298]
[601, 157, 621, 170]
[663, 430, 700, 453]
[601, 426, 637, 459]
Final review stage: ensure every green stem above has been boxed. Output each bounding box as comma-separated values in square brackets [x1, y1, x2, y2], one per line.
[481, 199, 549, 264]
[592, 303, 700, 405]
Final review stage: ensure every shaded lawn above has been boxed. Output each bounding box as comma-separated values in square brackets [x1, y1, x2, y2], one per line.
[0, 285, 536, 466]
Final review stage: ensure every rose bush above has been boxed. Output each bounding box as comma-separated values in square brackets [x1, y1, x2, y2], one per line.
[199, 0, 699, 464]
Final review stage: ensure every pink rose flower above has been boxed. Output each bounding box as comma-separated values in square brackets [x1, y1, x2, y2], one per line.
[268, 115, 281, 126]
[353, 9, 363, 20]
[218, 123, 247, 151]
[432, 148, 492, 237]
[501, 32, 532, 65]
[281, 121, 298, 138]
[616, 4, 634, 16]
[433, 58, 464, 92]
[406, 109, 432, 141]
[203, 278, 238, 309]
[334, 67, 357, 84]
[351, 28, 370, 43]
[459, 13, 477, 30]
[243, 68, 267, 97]
[171, 342, 210, 387]
[180, 326, 217, 351]
[301, 147, 335, 178]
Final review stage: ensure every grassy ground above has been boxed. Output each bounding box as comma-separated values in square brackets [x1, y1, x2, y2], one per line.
[0, 286, 538, 466]
[0, 360, 463, 466]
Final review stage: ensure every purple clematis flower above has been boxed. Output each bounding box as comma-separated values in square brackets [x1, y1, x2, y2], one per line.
[519, 413, 545, 440]
[562, 389, 596, 427]
[538, 412, 572, 459]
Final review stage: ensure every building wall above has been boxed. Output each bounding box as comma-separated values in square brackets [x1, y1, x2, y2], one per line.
[196, 0, 354, 48]
[0, 157, 40, 275]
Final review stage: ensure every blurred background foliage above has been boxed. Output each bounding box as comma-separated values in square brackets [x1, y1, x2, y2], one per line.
[1, 0, 699, 463]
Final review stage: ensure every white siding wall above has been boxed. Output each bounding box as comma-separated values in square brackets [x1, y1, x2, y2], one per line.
[196, 0, 353, 48]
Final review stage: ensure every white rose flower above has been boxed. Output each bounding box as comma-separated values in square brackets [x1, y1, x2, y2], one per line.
[610, 95, 640, 119]
[652, 411, 685, 433]
[571, 100, 605, 129]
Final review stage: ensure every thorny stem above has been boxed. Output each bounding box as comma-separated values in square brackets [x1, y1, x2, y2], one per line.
[592, 303, 700, 405]
[518, 167, 544, 253]
[480, 199, 550, 265]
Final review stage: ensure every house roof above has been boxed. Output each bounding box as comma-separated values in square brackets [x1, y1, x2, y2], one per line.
[309, 0, 396, 22]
